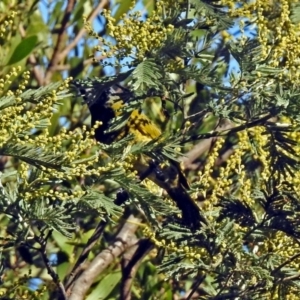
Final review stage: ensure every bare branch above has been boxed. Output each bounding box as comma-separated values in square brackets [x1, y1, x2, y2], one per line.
[68, 215, 141, 300]
[271, 252, 300, 275]
[184, 113, 274, 143]
[186, 275, 206, 300]
[44, 0, 109, 84]
[47, 55, 107, 72]
[35, 230, 67, 300]
[120, 239, 153, 300]
[214, 147, 235, 166]
[182, 119, 234, 170]
[44, 0, 76, 84]
[64, 219, 107, 292]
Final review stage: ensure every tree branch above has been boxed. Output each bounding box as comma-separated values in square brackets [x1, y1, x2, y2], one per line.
[44, 0, 109, 84]
[120, 239, 154, 300]
[182, 119, 234, 170]
[271, 252, 300, 275]
[186, 274, 206, 300]
[64, 219, 108, 292]
[44, 0, 76, 84]
[36, 230, 67, 300]
[184, 113, 274, 143]
[68, 215, 141, 300]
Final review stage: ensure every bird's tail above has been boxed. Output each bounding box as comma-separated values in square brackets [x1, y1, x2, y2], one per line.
[166, 186, 207, 230]
[134, 156, 207, 230]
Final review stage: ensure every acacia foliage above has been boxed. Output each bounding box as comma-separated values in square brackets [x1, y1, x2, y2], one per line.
[1, 0, 300, 299]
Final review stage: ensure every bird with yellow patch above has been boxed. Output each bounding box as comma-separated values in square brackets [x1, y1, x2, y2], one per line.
[72, 77, 206, 229]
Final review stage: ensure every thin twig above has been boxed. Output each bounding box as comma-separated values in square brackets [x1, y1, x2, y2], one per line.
[186, 275, 206, 300]
[182, 119, 234, 170]
[44, 0, 76, 84]
[36, 230, 67, 300]
[214, 148, 234, 166]
[271, 252, 300, 275]
[120, 239, 153, 300]
[44, 0, 108, 84]
[281, 273, 300, 282]
[212, 286, 267, 300]
[214, 271, 234, 298]
[47, 55, 107, 72]
[184, 113, 274, 143]
[64, 219, 107, 292]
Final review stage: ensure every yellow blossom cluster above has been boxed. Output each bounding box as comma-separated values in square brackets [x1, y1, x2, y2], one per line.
[0, 68, 127, 203]
[188, 130, 255, 222]
[0, 10, 20, 68]
[220, 0, 300, 83]
[193, 127, 266, 219]
[84, 1, 174, 63]
[263, 231, 300, 265]
[130, 113, 300, 289]
[0, 10, 17, 38]
[275, 117, 300, 195]
[0, 69, 34, 146]
[249, 117, 300, 197]
[144, 220, 245, 267]
[215, 130, 252, 204]
[260, 231, 300, 299]
[164, 57, 186, 73]
[143, 225, 210, 262]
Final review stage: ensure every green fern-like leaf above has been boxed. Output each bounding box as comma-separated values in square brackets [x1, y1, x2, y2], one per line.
[131, 59, 164, 94]
[0, 143, 65, 170]
[79, 190, 123, 219]
[21, 198, 77, 238]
